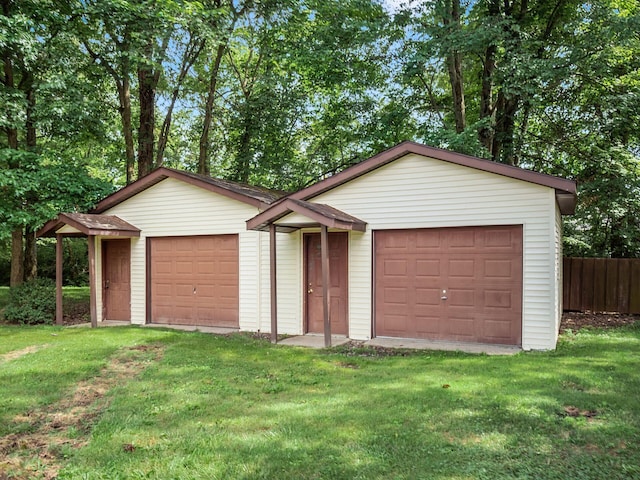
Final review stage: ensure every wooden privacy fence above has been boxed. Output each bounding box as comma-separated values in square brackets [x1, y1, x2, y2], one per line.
[563, 257, 640, 314]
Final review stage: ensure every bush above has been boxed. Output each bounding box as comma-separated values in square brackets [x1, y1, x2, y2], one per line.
[4, 278, 56, 325]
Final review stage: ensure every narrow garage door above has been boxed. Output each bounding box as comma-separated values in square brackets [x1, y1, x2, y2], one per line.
[374, 225, 522, 345]
[150, 235, 239, 327]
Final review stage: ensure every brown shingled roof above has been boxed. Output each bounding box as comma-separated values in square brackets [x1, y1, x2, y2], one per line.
[247, 198, 367, 232]
[38, 213, 140, 237]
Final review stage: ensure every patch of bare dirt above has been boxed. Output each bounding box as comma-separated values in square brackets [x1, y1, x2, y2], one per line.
[0, 344, 164, 480]
[0, 345, 48, 363]
[333, 341, 414, 357]
[62, 302, 90, 326]
[561, 406, 598, 418]
[560, 312, 640, 333]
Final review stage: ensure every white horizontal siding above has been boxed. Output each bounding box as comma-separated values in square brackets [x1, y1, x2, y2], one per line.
[554, 204, 563, 340]
[275, 230, 302, 335]
[277, 153, 558, 349]
[99, 177, 265, 328]
[259, 232, 270, 333]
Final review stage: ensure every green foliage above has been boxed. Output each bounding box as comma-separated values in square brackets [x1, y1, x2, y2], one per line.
[36, 238, 89, 286]
[0, 149, 114, 234]
[3, 278, 56, 325]
[2, 0, 640, 259]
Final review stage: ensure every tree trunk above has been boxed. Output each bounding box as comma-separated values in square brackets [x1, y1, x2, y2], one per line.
[137, 30, 170, 178]
[10, 229, 24, 287]
[120, 76, 136, 184]
[3, 2, 23, 286]
[23, 227, 37, 281]
[443, 0, 465, 133]
[198, 42, 227, 176]
[235, 112, 252, 183]
[491, 91, 518, 165]
[137, 61, 155, 178]
[478, 0, 500, 152]
[157, 37, 204, 167]
[24, 79, 38, 280]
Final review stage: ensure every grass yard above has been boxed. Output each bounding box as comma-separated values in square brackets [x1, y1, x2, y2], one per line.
[0, 325, 639, 479]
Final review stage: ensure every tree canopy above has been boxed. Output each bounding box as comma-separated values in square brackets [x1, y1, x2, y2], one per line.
[1, 0, 639, 283]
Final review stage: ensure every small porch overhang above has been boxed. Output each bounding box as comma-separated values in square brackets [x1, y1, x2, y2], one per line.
[247, 199, 367, 348]
[38, 213, 141, 238]
[247, 198, 366, 233]
[37, 213, 141, 328]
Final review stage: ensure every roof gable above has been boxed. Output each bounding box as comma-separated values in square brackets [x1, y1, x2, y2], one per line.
[93, 167, 281, 213]
[290, 141, 577, 214]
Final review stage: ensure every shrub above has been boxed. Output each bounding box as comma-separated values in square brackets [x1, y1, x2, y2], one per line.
[4, 278, 56, 325]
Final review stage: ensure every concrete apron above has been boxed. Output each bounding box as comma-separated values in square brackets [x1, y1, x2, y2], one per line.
[88, 322, 520, 355]
[280, 335, 520, 355]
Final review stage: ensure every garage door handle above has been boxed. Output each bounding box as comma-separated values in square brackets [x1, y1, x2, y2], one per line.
[441, 289, 447, 300]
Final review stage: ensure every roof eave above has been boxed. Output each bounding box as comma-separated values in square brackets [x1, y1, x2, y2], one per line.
[556, 192, 577, 215]
[290, 141, 578, 210]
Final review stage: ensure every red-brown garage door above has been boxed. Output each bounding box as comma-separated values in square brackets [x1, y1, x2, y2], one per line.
[150, 235, 239, 327]
[374, 225, 522, 345]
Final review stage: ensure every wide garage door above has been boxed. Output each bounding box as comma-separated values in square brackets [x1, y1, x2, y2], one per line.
[150, 235, 239, 327]
[374, 225, 522, 345]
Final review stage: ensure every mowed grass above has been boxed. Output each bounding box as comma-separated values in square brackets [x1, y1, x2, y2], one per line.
[1, 325, 639, 479]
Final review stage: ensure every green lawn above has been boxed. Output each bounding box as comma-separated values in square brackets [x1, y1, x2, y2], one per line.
[1, 325, 639, 479]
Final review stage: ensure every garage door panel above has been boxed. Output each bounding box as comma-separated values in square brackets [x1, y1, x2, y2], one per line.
[448, 288, 475, 307]
[197, 261, 216, 274]
[176, 240, 194, 252]
[150, 235, 239, 327]
[383, 259, 408, 276]
[384, 286, 408, 305]
[483, 259, 514, 278]
[154, 261, 173, 274]
[449, 230, 475, 248]
[415, 316, 440, 335]
[415, 288, 441, 306]
[445, 316, 475, 336]
[484, 289, 513, 308]
[375, 226, 522, 345]
[416, 259, 440, 276]
[448, 259, 476, 278]
[382, 314, 409, 334]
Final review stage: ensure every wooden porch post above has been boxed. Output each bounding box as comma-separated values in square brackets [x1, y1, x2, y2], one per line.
[55, 234, 63, 325]
[269, 224, 278, 344]
[88, 235, 98, 328]
[320, 225, 331, 347]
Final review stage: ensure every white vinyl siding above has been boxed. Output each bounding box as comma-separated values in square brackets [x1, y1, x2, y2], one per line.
[276, 153, 559, 349]
[98, 177, 266, 329]
[553, 203, 564, 340]
[275, 230, 303, 335]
